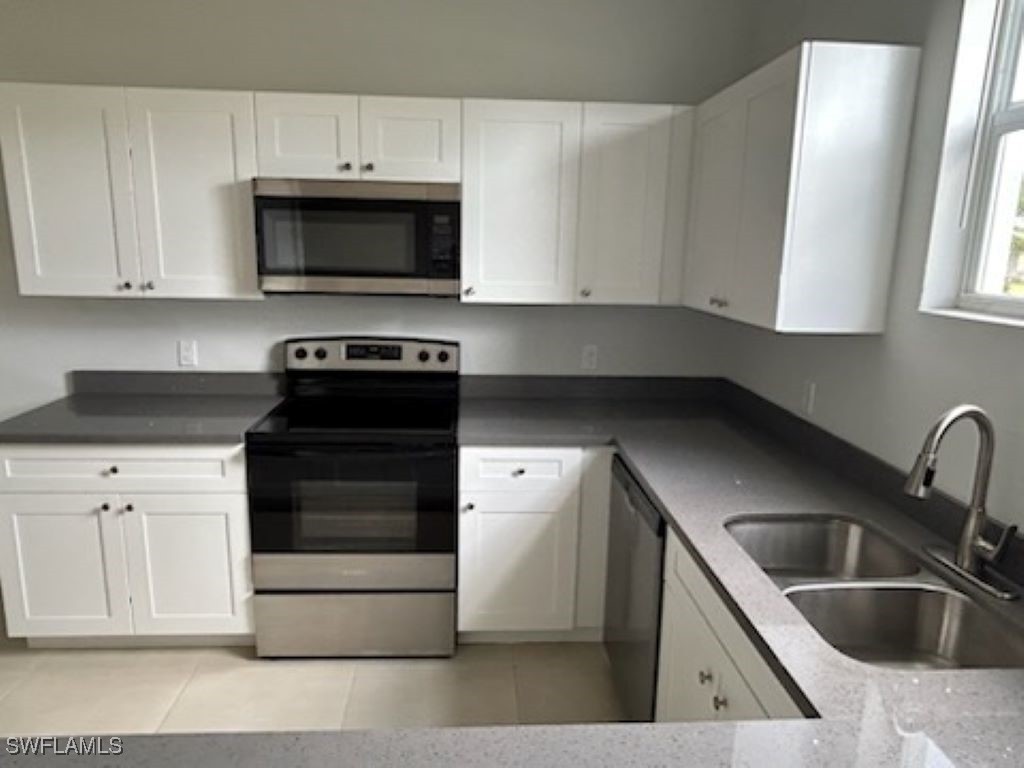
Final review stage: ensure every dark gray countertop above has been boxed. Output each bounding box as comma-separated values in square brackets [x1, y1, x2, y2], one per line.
[0, 394, 281, 444]
[0, 387, 1021, 765]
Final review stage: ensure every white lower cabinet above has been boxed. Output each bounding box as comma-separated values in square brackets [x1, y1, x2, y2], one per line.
[657, 530, 800, 721]
[458, 446, 583, 632]
[123, 494, 252, 635]
[0, 445, 253, 638]
[0, 494, 133, 637]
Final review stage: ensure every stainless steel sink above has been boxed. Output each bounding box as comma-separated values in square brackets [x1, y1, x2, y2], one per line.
[786, 584, 1024, 669]
[725, 516, 921, 579]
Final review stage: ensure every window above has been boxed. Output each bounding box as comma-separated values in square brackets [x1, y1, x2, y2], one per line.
[963, 0, 1024, 313]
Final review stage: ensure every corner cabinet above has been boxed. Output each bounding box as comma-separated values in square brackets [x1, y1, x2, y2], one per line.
[682, 41, 920, 332]
[0, 444, 254, 638]
[0, 84, 260, 300]
[656, 530, 802, 721]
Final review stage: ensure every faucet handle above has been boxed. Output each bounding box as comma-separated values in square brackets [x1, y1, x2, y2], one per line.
[977, 524, 1018, 565]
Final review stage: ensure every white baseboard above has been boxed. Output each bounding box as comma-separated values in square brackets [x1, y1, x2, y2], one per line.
[458, 628, 603, 644]
[28, 635, 254, 650]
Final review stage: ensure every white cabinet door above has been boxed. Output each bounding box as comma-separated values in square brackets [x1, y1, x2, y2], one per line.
[681, 96, 745, 316]
[458, 489, 580, 631]
[576, 103, 672, 305]
[461, 99, 582, 304]
[122, 494, 253, 635]
[358, 96, 461, 182]
[0, 84, 140, 297]
[656, 578, 718, 722]
[127, 88, 259, 299]
[255, 92, 359, 179]
[728, 54, 800, 329]
[0, 494, 132, 637]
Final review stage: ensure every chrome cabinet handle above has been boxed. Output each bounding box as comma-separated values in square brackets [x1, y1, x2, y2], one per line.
[143, 280, 155, 291]
[512, 468, 526, 477]
[100, 503, 110, 512]
[123, 504, 134, 514]
[117, 281, 132, 291]
[339, 162, 353, 171]
[463, 286, 475, 297]
[462, 502, 476, 513]
[712, 695, 728, 712]
[108, 465, 119, 475]
[580, 288, 592, 298]
[698, 670, 713, 685]
[362, 162, 375, 172]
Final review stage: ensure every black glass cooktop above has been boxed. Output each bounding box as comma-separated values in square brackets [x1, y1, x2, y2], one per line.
[247, 395, 458, 443]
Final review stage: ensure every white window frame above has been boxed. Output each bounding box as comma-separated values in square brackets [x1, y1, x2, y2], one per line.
[960, 0, 1024, 316]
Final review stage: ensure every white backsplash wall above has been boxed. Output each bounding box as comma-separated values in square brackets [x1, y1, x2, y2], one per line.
[722, 0, 1024, 528]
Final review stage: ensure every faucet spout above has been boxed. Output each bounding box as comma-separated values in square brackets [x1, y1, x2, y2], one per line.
[904, 405, 997, 572]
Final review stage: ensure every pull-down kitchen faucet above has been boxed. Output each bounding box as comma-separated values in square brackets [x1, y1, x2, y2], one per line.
[904, 405, 1018, 599]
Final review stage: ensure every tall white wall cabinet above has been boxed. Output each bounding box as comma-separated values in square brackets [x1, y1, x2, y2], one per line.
[680, 42, 920, 333]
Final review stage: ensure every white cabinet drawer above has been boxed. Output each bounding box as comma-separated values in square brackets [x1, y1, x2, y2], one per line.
[460, 447, 582, 492]
[0, 445, 246, 493]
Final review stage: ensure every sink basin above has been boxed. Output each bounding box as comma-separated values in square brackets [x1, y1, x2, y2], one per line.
[725, 515, 920, 579]
[786, 585, 1024, 669]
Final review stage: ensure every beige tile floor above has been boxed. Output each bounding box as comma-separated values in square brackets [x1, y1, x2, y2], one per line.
[0, 637, 624, 735]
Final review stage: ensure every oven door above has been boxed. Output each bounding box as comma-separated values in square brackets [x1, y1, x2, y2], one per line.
[254, 191, 459, 296]
[247, 442, 456, 555]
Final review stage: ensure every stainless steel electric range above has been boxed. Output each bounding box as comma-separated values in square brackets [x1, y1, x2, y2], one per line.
[245, 336, 458, 658]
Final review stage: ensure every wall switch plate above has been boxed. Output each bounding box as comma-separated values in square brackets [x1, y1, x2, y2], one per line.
[581, 344, 599, 371]
[178, 339, 199, 368]
[802, 380, 817, 416]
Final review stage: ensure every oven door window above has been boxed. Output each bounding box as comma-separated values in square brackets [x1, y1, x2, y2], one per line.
[294, 479, 419, 551]
[256, 198, 420, 278]
[247, 446, 455, 554]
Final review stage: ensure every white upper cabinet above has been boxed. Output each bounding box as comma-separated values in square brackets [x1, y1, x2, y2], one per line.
[254, 94, 459, 182]
[127, 88, 260, 299]
[255, 92, 360, 179]
[0, 494, 132, 637]
[358, 96, 461, 182]
[0, 84, 140, 297]
[576, 103, 673, 305]
[461, 99, 582, 304]
[681, 42, 920, 333]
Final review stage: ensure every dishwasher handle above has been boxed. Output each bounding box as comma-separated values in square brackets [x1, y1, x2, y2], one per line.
[613, 457, 665, 537]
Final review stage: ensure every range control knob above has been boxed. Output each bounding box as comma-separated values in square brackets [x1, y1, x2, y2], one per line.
[314, 347, 328, 360]
[418, 350, 431, 363]
[294, 347, 309, 360]
[437, 350, 450, 363]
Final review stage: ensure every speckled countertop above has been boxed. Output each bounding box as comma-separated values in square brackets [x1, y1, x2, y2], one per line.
[0, 394, 281, 444]
[2, 392, 1024, 766]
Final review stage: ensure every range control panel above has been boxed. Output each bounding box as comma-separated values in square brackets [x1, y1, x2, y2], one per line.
[285, 337, 459, 373]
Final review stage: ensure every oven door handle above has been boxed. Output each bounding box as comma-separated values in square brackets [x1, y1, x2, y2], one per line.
[279, 446, 455, 459]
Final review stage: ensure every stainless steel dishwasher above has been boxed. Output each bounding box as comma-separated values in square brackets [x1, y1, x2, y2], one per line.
[604, 456, 666, 722]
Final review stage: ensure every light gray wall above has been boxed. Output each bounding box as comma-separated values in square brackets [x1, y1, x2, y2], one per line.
[722, 0, 1024, 527]
[0, 0, 752, 420]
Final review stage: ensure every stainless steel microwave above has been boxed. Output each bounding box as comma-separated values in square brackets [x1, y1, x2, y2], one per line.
[253, 179, 460, 297]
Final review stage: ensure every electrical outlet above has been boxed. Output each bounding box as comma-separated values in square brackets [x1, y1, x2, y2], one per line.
[178, 339, 199, 368]
[802, 380, 817, 416]
[581, 344, 599, 371]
